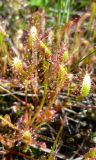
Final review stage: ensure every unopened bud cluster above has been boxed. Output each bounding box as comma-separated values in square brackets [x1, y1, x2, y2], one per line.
[13, 57, 23, 72]
[80, 73, 91, 97]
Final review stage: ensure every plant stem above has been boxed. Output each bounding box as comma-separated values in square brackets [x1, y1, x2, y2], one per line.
[48, 124, 63, 160]
[31, 82, 48, 125]
[66, 0, 70, 23]
[58, 0, 62, 26]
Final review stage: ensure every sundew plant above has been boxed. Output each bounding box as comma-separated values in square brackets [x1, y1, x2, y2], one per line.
[0, 0, 96, 159]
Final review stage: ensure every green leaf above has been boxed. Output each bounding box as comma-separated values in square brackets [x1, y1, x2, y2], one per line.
[28, 0, 44, 7]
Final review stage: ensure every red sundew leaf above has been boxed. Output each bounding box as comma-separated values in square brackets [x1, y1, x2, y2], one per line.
[44, 109, 56, 121]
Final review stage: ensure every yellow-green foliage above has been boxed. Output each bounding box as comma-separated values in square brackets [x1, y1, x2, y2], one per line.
[90, 1, 96, 24]
[84, 148, 96, 160]
[56, 65, 67, 91]
[40, 40, 51, 59]
[0, 32, 8, 57]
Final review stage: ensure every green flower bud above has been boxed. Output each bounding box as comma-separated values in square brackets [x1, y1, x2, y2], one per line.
[57, 65, 67, 89]
[13, 57, 23, 71]
[80, 73, 91, 97]
[23, 130, 31, 144]
[28, 26, 37, 48]
[61, 50, 69, 62]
